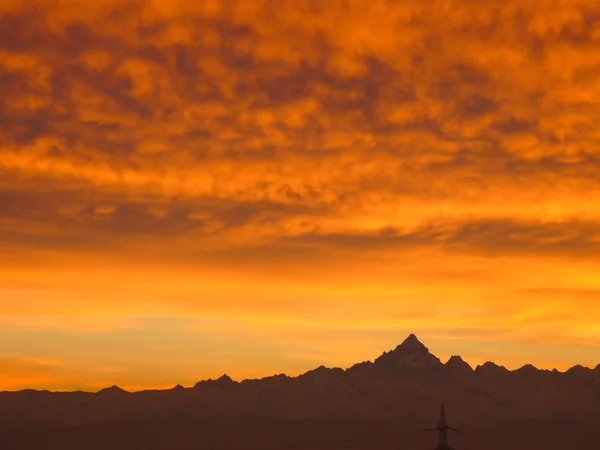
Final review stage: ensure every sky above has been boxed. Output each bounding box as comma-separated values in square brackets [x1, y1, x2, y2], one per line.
[1, 0, 600, 391]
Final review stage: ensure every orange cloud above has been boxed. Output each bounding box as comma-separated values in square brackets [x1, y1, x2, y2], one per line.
[0, 0, 599, 389]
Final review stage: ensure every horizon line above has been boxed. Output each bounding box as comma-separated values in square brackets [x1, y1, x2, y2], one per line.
[2, 334, 598, 394]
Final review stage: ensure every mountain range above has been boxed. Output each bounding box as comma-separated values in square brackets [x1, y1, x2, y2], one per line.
[1, 334, 599, 450]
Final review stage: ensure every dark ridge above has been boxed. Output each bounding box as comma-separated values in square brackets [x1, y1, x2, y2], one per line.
[514, 363, 539, 373]
[566, 364, 592, 372]
[0, 333, 598, 450]
[217, 374, 235, 383]
[373, 334, 443, 371]
[298, 366, 345, 380]
[475, 361, 510, 377]
[2, 334, 597, 395]
[242, 373, 291, 385]
[566, 365, 594, 378]
[396, 333, 428, 352]
[194, 374, 237, 389]
[346, 360, 373, 376]
[403, 333, 420, 343]
[266, 373, 291, 381]
[97, 385, 128, 395]
[445, 355, 473, 373]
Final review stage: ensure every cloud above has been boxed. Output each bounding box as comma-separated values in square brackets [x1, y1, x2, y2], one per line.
[1, 0, 600, 386]
[280, 218, 600, 260]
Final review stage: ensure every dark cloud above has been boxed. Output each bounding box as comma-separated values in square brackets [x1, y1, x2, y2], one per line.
[1, 0, 600, 258]
[460, 95, 497, 117]
[282, 219, 600, 259]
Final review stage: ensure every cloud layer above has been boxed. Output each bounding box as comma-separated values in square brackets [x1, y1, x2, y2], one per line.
[1, 0, 600, 389]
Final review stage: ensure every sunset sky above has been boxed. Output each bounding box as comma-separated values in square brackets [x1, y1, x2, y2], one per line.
[1, 0, 600, 391]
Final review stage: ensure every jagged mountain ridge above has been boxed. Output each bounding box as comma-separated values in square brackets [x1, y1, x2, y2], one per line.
[3, 334, 599, 394]
[0, 334, 599, 450]
[0, 334, 598, 426]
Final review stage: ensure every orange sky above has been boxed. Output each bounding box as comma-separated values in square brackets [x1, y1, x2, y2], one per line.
[1, 0, 600, 391]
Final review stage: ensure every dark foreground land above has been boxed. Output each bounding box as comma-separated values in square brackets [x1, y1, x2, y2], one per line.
[2, 335, 599, 450]
[3, 417, 599, 450]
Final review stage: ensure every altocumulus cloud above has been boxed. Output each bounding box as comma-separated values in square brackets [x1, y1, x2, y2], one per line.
[1, 1, 600, 387]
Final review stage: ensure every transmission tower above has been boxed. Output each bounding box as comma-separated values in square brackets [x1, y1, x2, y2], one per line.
[425, 402, 459, 450]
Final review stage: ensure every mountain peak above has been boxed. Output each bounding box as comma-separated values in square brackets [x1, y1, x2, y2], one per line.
[194, 374, 236, 389]
[566, 365, 593, 377]
[390, 334, 429, 355]
[475, 361, 509, 377]
[445, 355, 473, 373]
[401, 333, 423, 346]
[446, 354, 467, 364]
[517, 363, 538, 370]
[514, 364, 540, 376]
[373, 334, 442, 372]
[299, 365, 345, 380]
[215, 374, 236, 385]
[97, 385, 127, 395]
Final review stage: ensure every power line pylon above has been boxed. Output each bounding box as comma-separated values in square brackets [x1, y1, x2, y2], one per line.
[425, 402, 459, 450]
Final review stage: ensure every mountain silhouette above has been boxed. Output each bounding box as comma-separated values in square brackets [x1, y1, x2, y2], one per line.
[298, 365, 345, 382]
[372, 333, 443, 375]
[445, 355, 473, 376]
[566, 364, 596, 379]
[475, 360, 510, 378]
[97, 385, 128, 395]
[0, 334, 598, 450]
